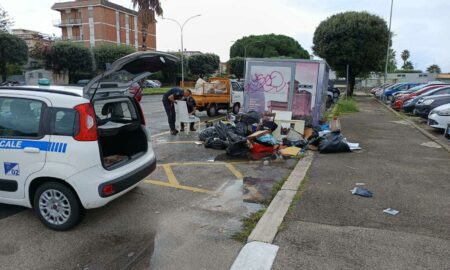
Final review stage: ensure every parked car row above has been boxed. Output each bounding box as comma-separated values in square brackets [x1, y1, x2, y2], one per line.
[369, 82, 450, 132]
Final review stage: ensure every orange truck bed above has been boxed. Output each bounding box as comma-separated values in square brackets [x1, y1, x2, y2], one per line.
[191, 77, 232, 116]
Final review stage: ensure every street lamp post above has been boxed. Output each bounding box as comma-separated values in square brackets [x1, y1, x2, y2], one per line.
[384, 0, 394, 84]
[164, 14, 201, 87]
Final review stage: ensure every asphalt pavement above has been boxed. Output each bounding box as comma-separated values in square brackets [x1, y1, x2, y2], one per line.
[273, 96, 450, 269]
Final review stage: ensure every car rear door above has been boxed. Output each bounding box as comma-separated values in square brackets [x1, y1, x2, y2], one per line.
[0, 94, 51, 199]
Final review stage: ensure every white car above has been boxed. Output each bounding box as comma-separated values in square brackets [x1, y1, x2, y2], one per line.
[428, 103, 450, 130]
[0, 51, 178, 230]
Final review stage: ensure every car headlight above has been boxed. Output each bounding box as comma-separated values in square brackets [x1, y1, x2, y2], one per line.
[437, 109, 450, 116]
[422, 99, 434, 106]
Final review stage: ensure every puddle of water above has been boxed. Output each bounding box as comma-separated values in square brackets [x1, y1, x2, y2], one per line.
[420, 141, 442, 149]
[198, 180, 262, 215]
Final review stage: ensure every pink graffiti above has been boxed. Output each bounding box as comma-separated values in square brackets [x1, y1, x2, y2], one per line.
[246, 71, 287, 93]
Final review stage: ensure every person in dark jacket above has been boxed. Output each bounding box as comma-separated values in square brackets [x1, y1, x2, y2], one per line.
[162, 87, 191, 135]
[180, 90, 197, 132]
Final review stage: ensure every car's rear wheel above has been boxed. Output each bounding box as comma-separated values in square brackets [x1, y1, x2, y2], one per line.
[33, 182, 82, 231]
[232, 103, 240, 114]
[207, 104, 218, 117]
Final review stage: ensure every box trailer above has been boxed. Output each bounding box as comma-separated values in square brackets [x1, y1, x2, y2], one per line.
[243, 58, 330, 125]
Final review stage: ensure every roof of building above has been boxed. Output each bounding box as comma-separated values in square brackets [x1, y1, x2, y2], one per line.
[437, 74, 450, 79]
[51, 0, 138, 16]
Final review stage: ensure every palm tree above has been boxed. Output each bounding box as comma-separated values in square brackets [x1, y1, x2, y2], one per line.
[400, 50, 410, 66]
[131, 0, 163, 50]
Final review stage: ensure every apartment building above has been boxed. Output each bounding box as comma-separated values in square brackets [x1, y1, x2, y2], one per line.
[11, 29, 53, 50]
[51, 0, 156, 49]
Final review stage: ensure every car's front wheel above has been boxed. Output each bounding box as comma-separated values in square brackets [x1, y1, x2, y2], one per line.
[33, 182, 82, 231]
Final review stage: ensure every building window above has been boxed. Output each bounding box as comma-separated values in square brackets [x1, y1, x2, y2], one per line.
[38, 73, 43, 79]
[88, 8, 93, 18]
[29, 73, 34, 78]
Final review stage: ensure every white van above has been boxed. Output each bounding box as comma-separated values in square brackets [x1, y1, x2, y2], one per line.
[0, 52, 178, 230]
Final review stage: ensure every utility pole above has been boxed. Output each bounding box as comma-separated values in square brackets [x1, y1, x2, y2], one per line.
[384, 0, 394, 84]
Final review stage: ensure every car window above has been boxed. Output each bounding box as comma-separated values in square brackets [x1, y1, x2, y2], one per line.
[94, 98, 137, 124]
[50, 108, 78, 136]
[0, 97, 44, 138]
[436, 88, 450, 95]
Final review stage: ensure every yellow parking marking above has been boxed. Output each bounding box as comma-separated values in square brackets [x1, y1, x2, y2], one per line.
[225, 163, 243, 179]
[144, 180, 218, 195]
[145, 162, 244, 194]
[162, 164, 180, 186]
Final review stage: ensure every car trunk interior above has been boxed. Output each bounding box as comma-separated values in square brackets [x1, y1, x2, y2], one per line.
[94, 97, 148, 169]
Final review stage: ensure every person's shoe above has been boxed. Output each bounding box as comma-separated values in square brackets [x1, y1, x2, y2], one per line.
[171, 130, 179, 135]
[180, 127, 185, 132]
[190, 127, 196, 132]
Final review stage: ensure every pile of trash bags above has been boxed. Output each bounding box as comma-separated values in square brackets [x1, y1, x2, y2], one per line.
[199, 110, 358, 158]
[200, 119, 252, 157]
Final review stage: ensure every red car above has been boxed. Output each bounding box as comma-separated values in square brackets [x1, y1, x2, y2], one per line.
[391, 85, 447, 111]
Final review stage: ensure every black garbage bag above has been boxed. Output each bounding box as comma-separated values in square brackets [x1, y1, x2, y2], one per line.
[226, 131, 249, 157]
[199, 126, 218, 141]
[262, 121, 278, 132]
[205, 137, 228, 150]
[241, 110, 261, 125]
[318, 131, 350, 153]
[282, 138, 308, 148]
[235, 122, 248, 136]
[215, 121, 236, 140]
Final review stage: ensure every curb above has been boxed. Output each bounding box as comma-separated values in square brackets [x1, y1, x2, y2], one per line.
[373, 98, 450, 153]
[248, 152, 313, 243]
[229, 153, 314, 270]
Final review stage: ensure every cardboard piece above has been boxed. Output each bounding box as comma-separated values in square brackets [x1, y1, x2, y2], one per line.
[272, 120, 305, 140]
[280, 147, 301, 156]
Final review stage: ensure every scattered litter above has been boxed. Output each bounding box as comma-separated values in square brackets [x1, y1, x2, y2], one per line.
[351, 187, 373, 197]
[155, 211, 160, 214]
[128, 252, 135, 257]
[355, 183, 365, 186]
[206, 159, 215, 162]
[194, 141, 203, 145]
[263, 160, 270, 166]
[383, 208, 400, 216]
[345, 165, 358, 170]
[347, 142, 362, 150]
[420, 141, 442, 149]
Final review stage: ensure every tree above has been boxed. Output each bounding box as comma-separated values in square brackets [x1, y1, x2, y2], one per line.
[313, 11, 389, 96]
[426, 64, 441, 74]
[227, 57, 245, 79]
[230, 34, 309, 59]
[0, 32, 28, 81]
[401, 49, 410, 67]
[187, 53, 220, 77]
[45, 42, 93, 83]
[0, 6, 14, 32]
[402, 60, 414, 70]
[92, 43, 135, 71]
[131, 0, 162, 50]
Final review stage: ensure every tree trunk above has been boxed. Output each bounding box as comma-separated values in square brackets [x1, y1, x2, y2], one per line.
[141, 24, 148, 51]
[0, 62, 6, 82]
[347, 74, 356, 97]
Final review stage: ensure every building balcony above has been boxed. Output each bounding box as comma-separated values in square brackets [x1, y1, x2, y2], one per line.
[61, 35, 84, 41]
[53, 18, 82, 27]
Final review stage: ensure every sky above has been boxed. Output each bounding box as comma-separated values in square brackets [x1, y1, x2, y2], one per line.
[2, 0, 450, 72]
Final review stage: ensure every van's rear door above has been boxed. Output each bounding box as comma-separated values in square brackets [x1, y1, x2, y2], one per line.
[83, 51, 179, 100]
